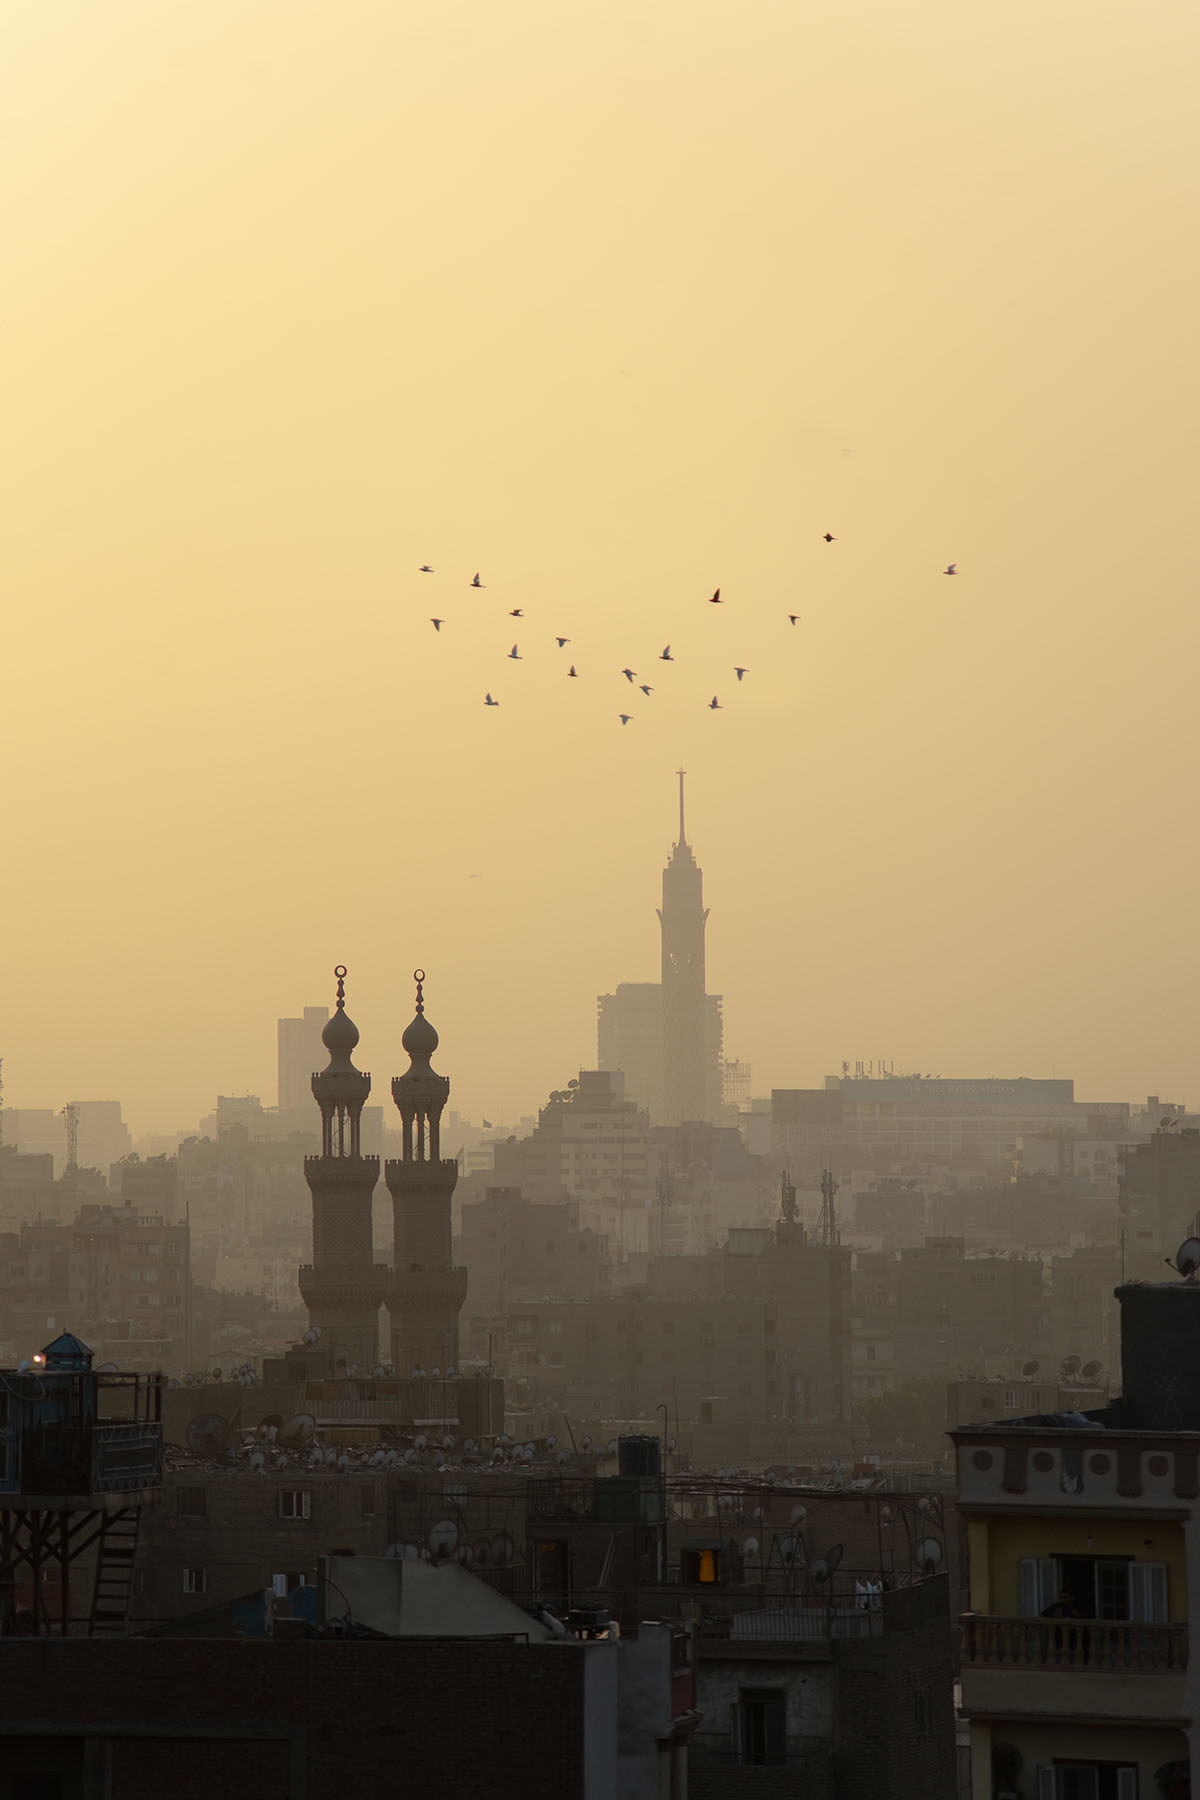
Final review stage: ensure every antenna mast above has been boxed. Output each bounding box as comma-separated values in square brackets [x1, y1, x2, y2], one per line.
[816, 1167, 839, 1246]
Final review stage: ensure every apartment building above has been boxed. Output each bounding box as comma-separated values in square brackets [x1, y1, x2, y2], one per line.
[953, 1279, 1200, 1799]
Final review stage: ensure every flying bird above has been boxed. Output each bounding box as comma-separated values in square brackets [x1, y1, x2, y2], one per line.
[556, 636, 570, 647]
[508, 645, 522, 660]
[822, 532, 836, 543]
[431, 619, 444, 631]
[734, 667, 748, 681]
[567, 665, 578, 677]
[708, 695, 722, 710]
[659, 645, 673, 661]
[639, 684, 653, 696]
[943, 563, 957, 575]
[621, 668, 636, 683]
[418, 564, 434, 573]
[484, 693, 499, 707]
[618, 713, 633, 725]
[509, 608, 523, 617]
[470, 572, 484, 588]
[709, 588, 722, 603]
[788, 614, 799, 625]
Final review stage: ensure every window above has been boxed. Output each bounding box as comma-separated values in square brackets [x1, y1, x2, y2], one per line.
[182, 1568, 206, 1594]
[736, 1688, 786, 1766]
[1019, 1556, 1167, 1622]
[278, 1491, 311, 1521]
[1037, 1764, 1138, 1800]
[360, 1484, 377, 1516]
[176, 1486, 207, 1518]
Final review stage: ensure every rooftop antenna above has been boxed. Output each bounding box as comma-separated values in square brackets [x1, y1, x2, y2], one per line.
[780, 1165, 798, 1226]
[815, 1168, 839, 1246]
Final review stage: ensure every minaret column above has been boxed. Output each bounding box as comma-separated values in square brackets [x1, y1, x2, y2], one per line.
[297, 967, 388, 1374]
[385, 972, 468, 1375]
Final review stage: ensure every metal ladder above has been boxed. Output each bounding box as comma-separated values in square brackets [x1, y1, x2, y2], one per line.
[88, 1508, 141, 1636]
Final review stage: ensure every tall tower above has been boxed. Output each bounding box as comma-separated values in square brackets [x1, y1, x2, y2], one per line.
[385, 972, 467, 1375]
[658, 770, 713, 1123]
[298, 967, 387, 1373]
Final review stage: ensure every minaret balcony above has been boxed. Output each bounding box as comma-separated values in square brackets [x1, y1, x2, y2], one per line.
[386, 1265, 469, 1311]
[303, 1153, 381, 1182]
[298, 1262, 391, 1309]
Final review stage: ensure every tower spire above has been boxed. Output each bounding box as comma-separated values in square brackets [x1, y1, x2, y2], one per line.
[677, 767, 687, 847]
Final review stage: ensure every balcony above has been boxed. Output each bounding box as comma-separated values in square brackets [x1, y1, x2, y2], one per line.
[962, 1614, 1188, 1673]
[960, 1614, 1189, 1726]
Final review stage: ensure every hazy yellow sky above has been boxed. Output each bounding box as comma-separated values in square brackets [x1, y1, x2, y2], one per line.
[3, 0, 1199, 1135]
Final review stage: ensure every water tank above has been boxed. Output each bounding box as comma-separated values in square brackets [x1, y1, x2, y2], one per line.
[617, 1434, 661, 1478]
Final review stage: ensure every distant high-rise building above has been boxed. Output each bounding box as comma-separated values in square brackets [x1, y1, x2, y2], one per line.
[277, 1006, 331, 1112]
[385, 974, 467, 1376]
[597, 774, 723, 1124]
[297, 969, 386, 1374]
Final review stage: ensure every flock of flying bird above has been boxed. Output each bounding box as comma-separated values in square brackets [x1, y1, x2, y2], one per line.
[417, 544, 959, 725]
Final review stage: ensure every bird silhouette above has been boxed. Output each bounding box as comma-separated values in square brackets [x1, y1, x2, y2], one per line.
[556, 636, 570, 647]
[621, 668, 636, 683]
[418, 564, 434, 573]
[484, 693, 499, 706]
[823, 532, 836, 543]
[708, 696, 722, 710]
[788, 614, 800, 625]
[639, 684, 653, 696]
[734, 667, 747, 681]
[709, 588, 722, 603]
[508, 645, 522, 660]
[619, 713, 632, 725]
[509, 608, 523, 617]
[567, 665, 578, 677]
[431, 619, 444, 631]
[943, 563, 957, 575]
[659, 645, 674, 661]
[470, 573, 484, 587]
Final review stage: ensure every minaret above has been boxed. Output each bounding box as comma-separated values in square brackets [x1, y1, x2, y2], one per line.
[385, 972, 467, 1375]
[658, 770, 712, 1122]
[297, 967, 387, 1374]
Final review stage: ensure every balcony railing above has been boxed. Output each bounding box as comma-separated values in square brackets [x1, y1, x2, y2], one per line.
[962, 1614, 1188, 1672]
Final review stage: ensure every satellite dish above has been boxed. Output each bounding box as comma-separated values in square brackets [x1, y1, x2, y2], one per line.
[778, 1535, 798, 1563]
[463, 1438, 477, 1454]
[546, 1434, 556, 1449]
[743, 1536, 759, 1557]
[278, 1414, 316, 1447]
[490, 1531, 515, 1567]
[186, 1414, 230, 1456]
[1061, 1355, 1082, 1377]
[97, 1361, 119, 1374]
[1177, 1237, 1200, 1279]
[472, 1538, 491, 1567]
[581, 1435, 592, 1451]
[1081, 1360, 1103, 1381]
[414, 1434, 428, 1451]
[1022, 1360, 1040, 1377]
[810, 1543, 844, 1583]
[428, 1519, 458, 1556]
[789, 1503, 808, 1526]
[915, 1537, 944, 1572]
[167, 1377, 180, 1389]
